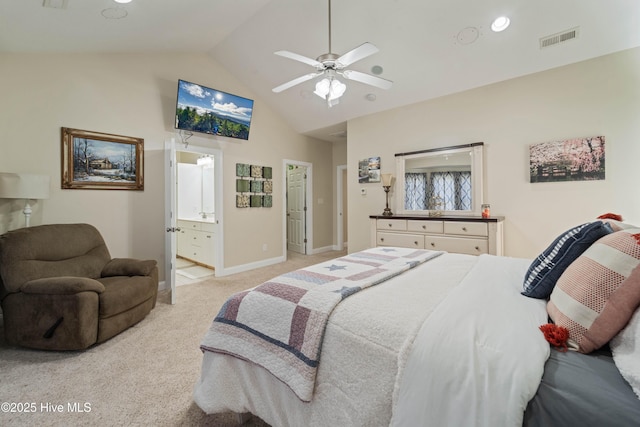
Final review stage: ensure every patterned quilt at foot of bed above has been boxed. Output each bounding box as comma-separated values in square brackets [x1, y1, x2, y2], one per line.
[200, 247, 443, 401]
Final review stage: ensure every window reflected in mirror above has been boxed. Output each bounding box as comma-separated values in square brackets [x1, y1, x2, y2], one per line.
[396, 143, 483, 216]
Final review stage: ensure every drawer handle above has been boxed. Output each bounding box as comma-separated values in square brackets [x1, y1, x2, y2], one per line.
[388, 223, 392, 227]
[462, 227, 467, 231]
[475, 246, 480, 251]
[414, 241, 418, 246]
[422, 225, 426, 229]
[380, 238, 384, 242]
[206, 235, 211, 238]
[430, 242, 435, 247]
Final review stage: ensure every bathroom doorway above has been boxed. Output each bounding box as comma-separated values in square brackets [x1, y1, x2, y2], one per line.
[164, 139, 223, 303]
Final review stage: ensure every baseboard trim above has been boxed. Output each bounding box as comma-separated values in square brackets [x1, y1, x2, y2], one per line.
[215, 254, 286, 277]
[309, 245, 337, 255]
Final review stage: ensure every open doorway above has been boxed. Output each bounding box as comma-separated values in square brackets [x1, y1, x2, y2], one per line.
[174, 151, 216, 285]
[283, 159, 312, 257]
[164, 139, 223, 303]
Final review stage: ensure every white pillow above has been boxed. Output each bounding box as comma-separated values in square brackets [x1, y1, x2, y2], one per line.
[611, 309, 640, 399]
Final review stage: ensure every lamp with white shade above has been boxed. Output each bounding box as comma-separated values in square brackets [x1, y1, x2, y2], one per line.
[0, 173, 50, 227]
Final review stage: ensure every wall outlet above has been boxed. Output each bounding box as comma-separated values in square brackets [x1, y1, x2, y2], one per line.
[262, 243, 268, 251]
[360, 188, 367, 195]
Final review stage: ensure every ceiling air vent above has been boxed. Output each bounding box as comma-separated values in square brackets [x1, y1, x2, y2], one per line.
[42, 0, 69, 9]
[540, 27, 579, 49]
[329, 130, 347, 139]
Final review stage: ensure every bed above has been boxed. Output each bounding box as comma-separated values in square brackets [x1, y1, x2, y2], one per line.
[194, 221, 640, 427]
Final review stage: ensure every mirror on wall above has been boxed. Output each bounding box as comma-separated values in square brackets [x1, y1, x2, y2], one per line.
[177, 153, 215, 221]
[395, 143, 484, 216]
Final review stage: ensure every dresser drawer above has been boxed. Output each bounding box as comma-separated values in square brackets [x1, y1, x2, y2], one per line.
[444, 221, 488, 237]
[425, 236, 488, 255]
[407, 220, 443, 234]
[376, 219, 407, 231]
[377, 232, 425, 249]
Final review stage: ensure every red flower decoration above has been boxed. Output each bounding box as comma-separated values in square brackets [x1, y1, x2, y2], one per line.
[632, 233, 640, 245]
[597, 213, 623, 221]
[539, 323, 569, 352]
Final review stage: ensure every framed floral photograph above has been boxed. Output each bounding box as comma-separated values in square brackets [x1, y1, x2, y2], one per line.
[61, 127, 144, 190]
[529, 136, 605, 183]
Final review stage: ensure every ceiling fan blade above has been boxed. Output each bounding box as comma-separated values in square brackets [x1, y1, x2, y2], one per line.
[342, 70, 393, 90]
[272, 72, 323, 93]
[274, 50, 323, 68]
[335, 42, 379, 68]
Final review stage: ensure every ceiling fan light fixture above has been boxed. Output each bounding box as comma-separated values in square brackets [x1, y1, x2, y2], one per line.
[314, 77, 346, 107]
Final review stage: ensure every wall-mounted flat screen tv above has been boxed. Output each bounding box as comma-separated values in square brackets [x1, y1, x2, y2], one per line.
[175, 79, 254, 140]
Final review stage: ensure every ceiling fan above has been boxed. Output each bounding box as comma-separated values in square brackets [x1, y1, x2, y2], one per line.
[272, 0, 392, 107]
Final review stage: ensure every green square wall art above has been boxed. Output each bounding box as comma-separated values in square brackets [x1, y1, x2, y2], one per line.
[250, 180, 263, 193]
[236, 163, 250, 177]
[263, 195, 273, 207]
[263, 167, 272, 179]
[250, 195, 263, 207]
[236, 179, 250, 192]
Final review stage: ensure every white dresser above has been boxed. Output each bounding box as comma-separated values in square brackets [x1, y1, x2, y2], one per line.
[370, 215, 504, 256]
[177, 219, 216, 267]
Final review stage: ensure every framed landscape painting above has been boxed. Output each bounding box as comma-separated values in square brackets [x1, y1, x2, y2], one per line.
[529, 136, 605, 183]
[61, 127, 144, 190]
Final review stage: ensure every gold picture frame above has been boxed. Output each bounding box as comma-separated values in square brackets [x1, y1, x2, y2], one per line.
[61, 127, 144, 190]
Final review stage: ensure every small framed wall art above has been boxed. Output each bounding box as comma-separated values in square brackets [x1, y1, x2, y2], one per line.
[235, 162, 273, 208]
[358, 156, 381, 183]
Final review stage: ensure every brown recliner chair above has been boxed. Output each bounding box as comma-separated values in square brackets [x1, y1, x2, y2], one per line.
[0, 223, 158, 350]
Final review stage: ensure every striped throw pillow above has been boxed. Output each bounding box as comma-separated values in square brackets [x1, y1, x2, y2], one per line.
[522, 221, 613, 299]
[547, 228, 640, 353]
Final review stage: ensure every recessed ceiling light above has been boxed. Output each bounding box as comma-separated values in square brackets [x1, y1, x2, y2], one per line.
[491, 16, 510, 32]
[114, 0, 132, 4]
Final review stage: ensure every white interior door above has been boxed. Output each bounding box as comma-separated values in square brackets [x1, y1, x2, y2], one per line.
[165, 139, 224, 301]
[337, 164, 347, 250]
[287, 165, 306, 254]
[164, 139, 178, 304]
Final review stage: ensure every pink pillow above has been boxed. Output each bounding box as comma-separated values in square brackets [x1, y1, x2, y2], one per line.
[547, 228, 640, 353]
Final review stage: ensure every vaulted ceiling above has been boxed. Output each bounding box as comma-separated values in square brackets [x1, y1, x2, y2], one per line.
[2, 0, 639, 141]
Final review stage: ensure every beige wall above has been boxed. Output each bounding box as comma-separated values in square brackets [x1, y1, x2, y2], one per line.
[347, 47, 640, 258]
[0, 52, 336, 278]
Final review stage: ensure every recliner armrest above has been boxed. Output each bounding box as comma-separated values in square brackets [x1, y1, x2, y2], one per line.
[101, 258, 157, 277]
[21, 277, 105, 295]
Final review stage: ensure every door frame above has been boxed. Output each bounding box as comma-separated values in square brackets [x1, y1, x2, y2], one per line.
[336, 164, 347, 250]
[164, 138, 223, 303]
[282, 159, 313, 259]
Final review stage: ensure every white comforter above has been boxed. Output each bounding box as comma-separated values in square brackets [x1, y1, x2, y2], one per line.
[392, 255, 549, 427]
[193, 253, 550, 426]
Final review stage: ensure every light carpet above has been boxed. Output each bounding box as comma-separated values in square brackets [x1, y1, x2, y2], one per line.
[0, 250, 345, 427]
